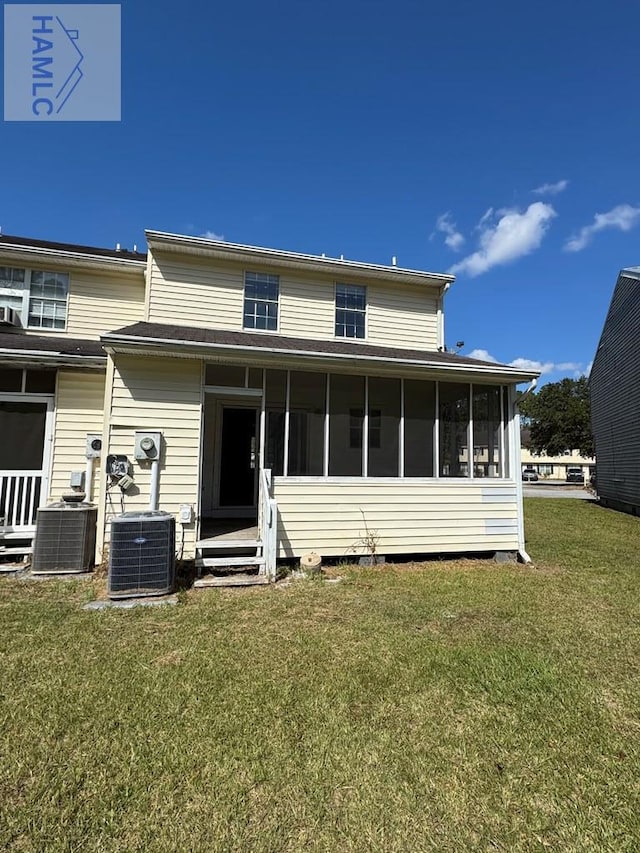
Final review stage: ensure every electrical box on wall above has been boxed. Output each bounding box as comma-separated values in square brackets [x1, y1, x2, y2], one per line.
[85, 434, 103, 459]
[134, 431, 162, 461]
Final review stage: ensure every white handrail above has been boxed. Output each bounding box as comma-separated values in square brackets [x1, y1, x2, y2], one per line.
[259, 468, 277, 581]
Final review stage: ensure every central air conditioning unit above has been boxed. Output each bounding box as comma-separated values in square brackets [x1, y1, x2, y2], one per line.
[32, 502, 98, 574]
[108, 511, 175, 599]
[0, 306, 20, 327]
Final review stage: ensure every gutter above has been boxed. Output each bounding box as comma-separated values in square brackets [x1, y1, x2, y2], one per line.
[0, 348, 106, 368]
[0, 241, 146, 272]
[102, 332, 538, 382]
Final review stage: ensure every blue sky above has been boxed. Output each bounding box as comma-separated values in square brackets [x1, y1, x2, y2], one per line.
[2, 0, 639, 382]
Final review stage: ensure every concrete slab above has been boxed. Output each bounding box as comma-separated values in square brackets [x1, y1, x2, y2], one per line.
[83, 596, 179, 610]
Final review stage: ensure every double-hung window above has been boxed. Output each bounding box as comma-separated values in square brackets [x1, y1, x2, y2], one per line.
[335, 283, 366, 339]
[0, 267, 69, 330]
[243, 271, 279, 331]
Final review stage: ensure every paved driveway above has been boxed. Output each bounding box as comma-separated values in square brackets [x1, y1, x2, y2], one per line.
[523, 483, 594, 499]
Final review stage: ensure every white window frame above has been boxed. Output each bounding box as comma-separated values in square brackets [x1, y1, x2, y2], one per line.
[242, 271, 280, 333]
[0, 266, 69, 331]
[335, 282, 367, 340]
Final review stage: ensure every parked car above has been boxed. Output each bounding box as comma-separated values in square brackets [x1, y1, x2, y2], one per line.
[522, 468, 539, 482]
[566, 467, 585, 484]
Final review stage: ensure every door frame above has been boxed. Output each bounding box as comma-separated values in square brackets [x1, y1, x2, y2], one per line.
[212, 399, 260, 518]
[0, 393, 55, 531]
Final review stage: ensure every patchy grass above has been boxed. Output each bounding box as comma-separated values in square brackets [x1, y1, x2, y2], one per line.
[1, 499, 640, 851]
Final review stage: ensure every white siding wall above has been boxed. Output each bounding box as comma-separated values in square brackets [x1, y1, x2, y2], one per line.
[148, 252, 440, 350]
[272, 478, 519, 558]
[103, 355, 202, 556]
[49, 370, 105, 501]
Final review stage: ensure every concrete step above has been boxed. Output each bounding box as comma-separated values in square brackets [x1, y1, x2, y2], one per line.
[194, 572, 270, 588]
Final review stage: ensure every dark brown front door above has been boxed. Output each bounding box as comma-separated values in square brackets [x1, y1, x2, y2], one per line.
[219, 407, 257, 508]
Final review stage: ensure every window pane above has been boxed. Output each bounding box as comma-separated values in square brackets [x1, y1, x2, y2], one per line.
[0, 368, 23, 392]
[288, 371, 326, 476]
[502, 386, 511, 478]
[243, 272, 279, 331]
[265, 369, 286, 475]
[205, 364, 246, 387]
[368, 377, 400, 476]
[329, 374, 364, 476]
[335, 283, 366, 339]
[472, 385, 502, 477]
[404, 379, 435, 477]
[439, 382, 470, 477]
[24, 369, 56, 394]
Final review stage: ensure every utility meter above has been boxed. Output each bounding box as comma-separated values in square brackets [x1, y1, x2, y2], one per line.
[85, 433, 103, 459]
[134, 431, 162, 461]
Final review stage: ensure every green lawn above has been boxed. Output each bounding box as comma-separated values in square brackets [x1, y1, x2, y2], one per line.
[2, 499, 640, 852]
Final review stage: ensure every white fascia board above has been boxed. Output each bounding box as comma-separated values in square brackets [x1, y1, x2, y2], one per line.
[102, 333, 538, 382]
[0, 348, 106, 368]
[145, 230, 454, 289]
[0, 242, 146, 273]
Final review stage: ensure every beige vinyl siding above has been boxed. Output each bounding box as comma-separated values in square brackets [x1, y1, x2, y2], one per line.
[272, 479, 519, 558]
[103, 355, 202, 556]
[20, 265, 145, 340]
[65, 269, 145, 339]
[148, 254, 244, 329]
[148, 252, 440, 350]
[368, 282, 439, 350]
[49, 370, 106, 502]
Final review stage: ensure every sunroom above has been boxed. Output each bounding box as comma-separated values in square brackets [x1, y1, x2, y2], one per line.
[101, 323, 536, 570]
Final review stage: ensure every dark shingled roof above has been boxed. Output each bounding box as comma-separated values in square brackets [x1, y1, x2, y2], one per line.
[0, 330, 105, 358]
[0, 233, 147, 262]
[103, 321, 516, 371]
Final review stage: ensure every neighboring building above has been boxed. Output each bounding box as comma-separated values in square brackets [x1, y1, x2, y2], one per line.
[520, 436, 595, 480]
[0, 231, 538, 575]
[590, 266, 640, 515]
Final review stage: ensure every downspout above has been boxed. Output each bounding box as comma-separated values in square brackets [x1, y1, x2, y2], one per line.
[437, 281, 452, 350]
[512, 377, 538, 562]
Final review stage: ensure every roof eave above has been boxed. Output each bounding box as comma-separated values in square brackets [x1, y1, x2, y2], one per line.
[145, 230, 454, 289]
[0, 348, 106, 368]
[0, 241, 147, 273]
[101, 332, 537, 382]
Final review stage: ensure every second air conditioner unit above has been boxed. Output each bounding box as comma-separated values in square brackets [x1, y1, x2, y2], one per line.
[108, 511, 176, 599]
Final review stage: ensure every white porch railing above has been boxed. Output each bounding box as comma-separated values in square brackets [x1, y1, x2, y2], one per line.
[258, 468, 277, 581]
[0, 471, 43, 530]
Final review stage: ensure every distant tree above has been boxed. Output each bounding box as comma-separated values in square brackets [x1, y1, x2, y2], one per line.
[518, 377, 594, 458]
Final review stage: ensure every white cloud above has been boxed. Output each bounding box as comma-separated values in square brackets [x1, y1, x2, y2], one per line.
[467, 348, 499, 363]
[532, 179, 569, 196]
[467, 349, 582, 376]
[449, 202, 556, 277]
[509, 357, 555, 375]
[200, 230, 225, 241]
[432, 212, 465, 251]
[564, 204, 640, 252]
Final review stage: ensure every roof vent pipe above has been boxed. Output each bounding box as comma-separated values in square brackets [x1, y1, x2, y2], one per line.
[392, 256, 397, 266]
[115, 242, 121, 252]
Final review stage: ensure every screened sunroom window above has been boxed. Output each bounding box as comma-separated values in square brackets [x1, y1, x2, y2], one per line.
[404, 379, 435, 477]
[335, 283, 366, 339]
[243, 272, 279, 331]
[288, 371, 326, 476]
[472, 385, 502, 477]
[439, 382, 470, 477]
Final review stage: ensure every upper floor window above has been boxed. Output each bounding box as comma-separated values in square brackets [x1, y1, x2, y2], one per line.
[243, 271, 279, 331]
[0, 267, 69, 331]
[335, 283, 366, 339]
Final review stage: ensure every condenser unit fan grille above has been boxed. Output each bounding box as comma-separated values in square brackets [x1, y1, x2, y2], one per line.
[32, 505, 98, 573]
[109, 512, 175, 598]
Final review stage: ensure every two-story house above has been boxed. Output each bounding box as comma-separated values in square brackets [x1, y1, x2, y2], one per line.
[0, 231, 537, 578]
